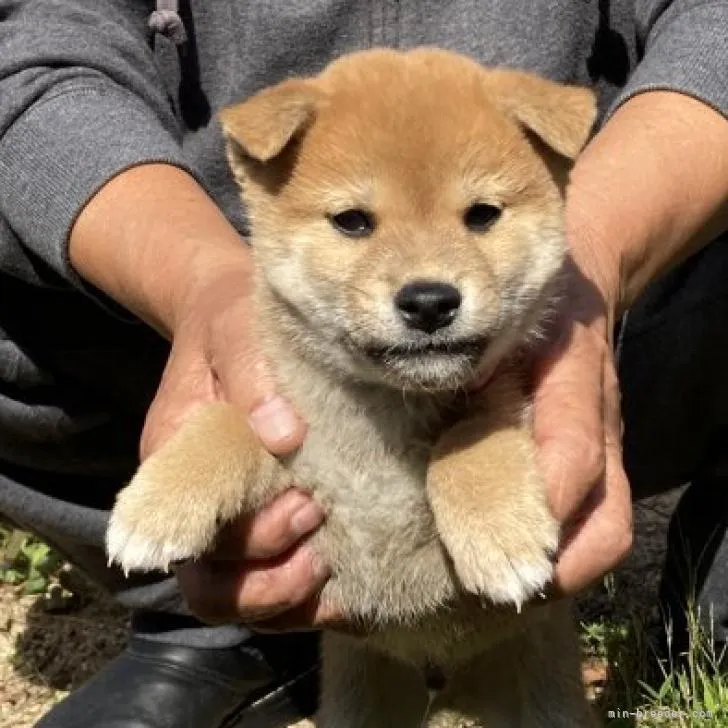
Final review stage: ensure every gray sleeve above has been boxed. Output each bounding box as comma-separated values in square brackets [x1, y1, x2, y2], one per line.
[610, 0, 728, 119]
[0, 0, 199, 288]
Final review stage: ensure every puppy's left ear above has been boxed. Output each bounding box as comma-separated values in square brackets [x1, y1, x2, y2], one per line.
[219, 79, 324, 166]
[485, 70, 597, 159]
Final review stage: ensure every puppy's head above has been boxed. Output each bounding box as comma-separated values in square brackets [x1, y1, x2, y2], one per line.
[220, 49, 595, 391]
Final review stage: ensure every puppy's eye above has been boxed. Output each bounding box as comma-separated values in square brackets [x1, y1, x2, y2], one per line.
[330, 209, 375, 238]
[464, 203, 501, 233]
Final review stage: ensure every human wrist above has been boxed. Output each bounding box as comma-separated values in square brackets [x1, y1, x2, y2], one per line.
[563, 183, 622, 330]
[167, 242, 256, 336]
[137, 233, 255, 339]
[69, 164, 251, 337]
[564, 91, 728, 319]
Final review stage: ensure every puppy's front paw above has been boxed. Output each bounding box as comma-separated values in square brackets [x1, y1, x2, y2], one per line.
[107, 403, 288, 575]
[427, 376, 561, 611]
[439, 498, 559, 609]
[106, 455, 226, 574]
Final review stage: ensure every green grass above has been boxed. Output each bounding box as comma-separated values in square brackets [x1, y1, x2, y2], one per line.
[584, 602, 728, 726]
[0, 522, 63, 595]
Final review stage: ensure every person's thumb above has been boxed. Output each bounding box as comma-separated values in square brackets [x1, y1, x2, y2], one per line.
[216, 341, 306, 456]
[140, 343, 215, 460]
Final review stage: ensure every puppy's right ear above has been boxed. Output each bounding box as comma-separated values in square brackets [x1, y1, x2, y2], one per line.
[219, 79, 323, 170]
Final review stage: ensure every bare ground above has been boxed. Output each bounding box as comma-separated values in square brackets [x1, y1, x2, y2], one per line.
[0, 489, 682, 728]
[0, 574, 128, 728]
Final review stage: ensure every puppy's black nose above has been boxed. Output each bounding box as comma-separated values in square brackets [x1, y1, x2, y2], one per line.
[395, 280, 462, 333]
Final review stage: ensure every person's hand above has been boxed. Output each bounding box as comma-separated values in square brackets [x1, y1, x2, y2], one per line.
[532, 254, 633, 597]
[68, 164, 339, 626]
[140, 251, 344, 627]
[175, 488, 347, 630]
[139, 255, 305, 458]
[531, 88, 728, 596]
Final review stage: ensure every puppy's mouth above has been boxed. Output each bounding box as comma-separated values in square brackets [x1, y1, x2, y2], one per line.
[362, 335, 489, 363]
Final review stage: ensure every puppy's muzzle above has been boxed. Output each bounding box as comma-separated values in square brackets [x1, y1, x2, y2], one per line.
[394, 280, 461, 334]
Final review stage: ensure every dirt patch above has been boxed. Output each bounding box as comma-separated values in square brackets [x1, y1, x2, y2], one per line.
[0, 574, 128, 728]
[1, 489, 683, 727]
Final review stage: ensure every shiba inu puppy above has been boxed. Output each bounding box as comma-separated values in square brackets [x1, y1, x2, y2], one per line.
[107, 48, 598, 727]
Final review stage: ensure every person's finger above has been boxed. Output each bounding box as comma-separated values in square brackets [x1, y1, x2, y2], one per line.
[551, 354, 631, 594]
[247, 393, 307, 457]
[212, 489, 326, 561]
[255, 597, 360, 633]
[177, 544, 331, 625]
[139, 342, 216, 460]
[550, 442, 632, 595]
[208, 294, 306, 455]
[552, 354, 633, 593]
[602, 349, 624, 453]
[532, 322, 607, 523]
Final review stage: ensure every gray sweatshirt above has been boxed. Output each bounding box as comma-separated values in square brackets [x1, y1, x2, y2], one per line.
[0, 0, 726, 480]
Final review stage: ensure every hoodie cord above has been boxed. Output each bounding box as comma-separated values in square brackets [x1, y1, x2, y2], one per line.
[149, 0, 187, 45]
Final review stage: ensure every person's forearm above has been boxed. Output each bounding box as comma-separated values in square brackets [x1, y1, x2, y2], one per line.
[566, 91, 728, 313]
[69, 163, 253, 338]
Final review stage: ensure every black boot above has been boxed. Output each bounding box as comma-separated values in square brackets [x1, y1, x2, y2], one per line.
[36, 630, 320, 728]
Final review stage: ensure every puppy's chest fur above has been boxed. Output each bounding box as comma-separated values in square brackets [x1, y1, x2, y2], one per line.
[266, 338, 462, 628]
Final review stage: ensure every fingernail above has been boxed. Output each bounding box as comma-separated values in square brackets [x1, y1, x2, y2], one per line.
[248, 396, 299, 445]
[291, 501, 325, 537]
